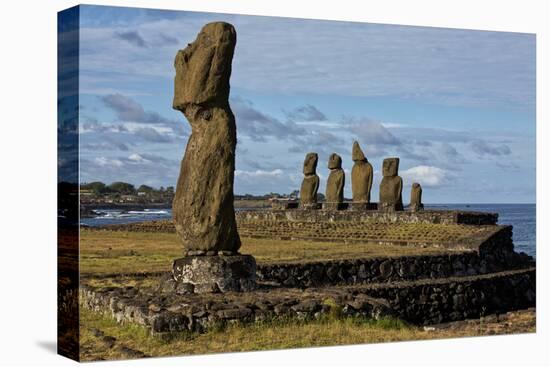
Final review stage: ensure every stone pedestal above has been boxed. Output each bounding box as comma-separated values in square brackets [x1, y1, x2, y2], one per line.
[378, 202, 404, 212]
[323, 202, 349, 211]
[300, 203, 322, 210]
[271, 201, 299, 210]
[172, 255, 257, 293]
[409, 203, 424, 212]
[349, 202, 378, 211]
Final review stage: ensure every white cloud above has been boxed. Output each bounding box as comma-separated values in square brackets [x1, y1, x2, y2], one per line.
[235, 169, 284, 178]
[401, 165, 448, 187]
[128, 153, 148, 163]
[94, 157, 124, 168]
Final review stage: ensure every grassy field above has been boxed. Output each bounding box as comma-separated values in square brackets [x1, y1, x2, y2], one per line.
[79, 229, 454, 274]
[79, 305, 535, 361]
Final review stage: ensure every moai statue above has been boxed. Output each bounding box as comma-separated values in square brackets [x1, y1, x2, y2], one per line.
[379, 157, 403, 211]
[170, 22, 256, 293]
[300, 152, 321, 209]
[409, 182, 424, 212]
[324, 153, 346, 210]
[351, 141, 374, 210]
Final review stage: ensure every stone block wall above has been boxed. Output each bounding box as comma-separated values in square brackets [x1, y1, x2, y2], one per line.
[236, 209, 498, 225]
[362, 269, 535, 325]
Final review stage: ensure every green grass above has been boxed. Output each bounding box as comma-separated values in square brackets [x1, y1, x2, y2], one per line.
[80, 304, 535, 361]
[80, 305, 420, 361]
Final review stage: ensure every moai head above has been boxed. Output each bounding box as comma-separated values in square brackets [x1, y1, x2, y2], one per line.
[173, 22, 237, 111]
[412, 182, 421, 191]
[303, 152, 318, 175]
[328, 153, 342, 170]
[352, 141, 367, 162]
[382, 157, 400, 177]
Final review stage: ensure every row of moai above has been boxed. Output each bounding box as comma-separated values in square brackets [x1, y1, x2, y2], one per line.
[300, 141, 424, 212]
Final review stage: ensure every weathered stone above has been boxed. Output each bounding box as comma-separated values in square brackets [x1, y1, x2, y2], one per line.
[156, 274, 176, 294]
[379, 260, 393, 278]
[291, 300, 322, 313]
[175, 282, 195, 295]
[322, 202, 349, 211]
[300, 153, 320, 206]
[349, 202, 378, 211]
[220, 250, 237, 256]
[172, 255, 257, 293]
[172, 22, 241, 253]
[351, 141, 373, 203]
[216, 307, 253, 319]
[409, 182, 424, 212]
[187, 250, 206, 256]
[272, 201, 299, 210]
[325, 153, 345, 203]
[379, 157, 403, 212]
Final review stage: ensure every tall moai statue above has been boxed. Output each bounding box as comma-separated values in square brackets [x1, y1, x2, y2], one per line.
[324, 153, 346, 210]
[379, 157, 403, 211]
[300, 152, 321, 209]
[351, 141, 374, 210]
[409, 182, 424, 212]
[170, 22, 256, 293]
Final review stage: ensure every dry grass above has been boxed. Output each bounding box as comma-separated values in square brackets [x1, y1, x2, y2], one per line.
[79, 306, 535, 361]
[79, 229, 454, 274]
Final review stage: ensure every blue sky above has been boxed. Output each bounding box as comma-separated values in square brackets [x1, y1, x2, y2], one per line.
[70, 5, 536, 203]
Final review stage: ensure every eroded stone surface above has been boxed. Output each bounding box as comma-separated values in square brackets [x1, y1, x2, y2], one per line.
[351, 142, 373, 203]
[300, 153, 320, 206]
[379, 157, 403, 212]
[409, 182, 424, 212]
[172, 22, 240, 252]
[326, 153, 345, 203]
[172, 255, 257, 293]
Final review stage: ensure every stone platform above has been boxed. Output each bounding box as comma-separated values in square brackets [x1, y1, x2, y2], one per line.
[170, 255, 257, 293]
[83, 208, 534, 334]
[236, 208, 498, 225]
[81, 267, 535, 332]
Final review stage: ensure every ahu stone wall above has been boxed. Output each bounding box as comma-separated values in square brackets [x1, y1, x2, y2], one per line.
[236, 209, 498, 225]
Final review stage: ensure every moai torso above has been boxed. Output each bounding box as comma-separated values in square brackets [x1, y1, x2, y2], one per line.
[409, 182, 423, 211]
[300, 152, 320, 205]
[351, 141, 373, 203]
[172, 22, 241, 253]
[326, 153, 345, 203]
[379, 157, 403, 211]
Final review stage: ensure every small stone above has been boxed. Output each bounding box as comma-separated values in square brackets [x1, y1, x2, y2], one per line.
[187, 250, 206, 256]
[148, 304, 161, 312]
[216, 307, 252, 319]
[194, 283, 221, 294]
[101, 336, 116, 349]
[156, 274, 176, 293]
[291, 300, 321, 313]
[206, 250, 218, 256]
[175, 282, 195, 295]
[379, 260, 393, 278]
[220, 250, 236, 256]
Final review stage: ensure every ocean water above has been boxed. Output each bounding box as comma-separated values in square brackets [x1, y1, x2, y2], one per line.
[426, 204, 536, 257]
[80, 203, 536, 257]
